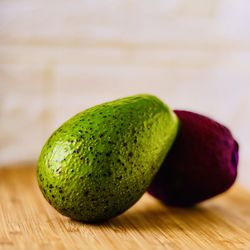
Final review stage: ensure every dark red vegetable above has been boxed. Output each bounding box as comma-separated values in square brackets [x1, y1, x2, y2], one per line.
[148, 110, 239, 206]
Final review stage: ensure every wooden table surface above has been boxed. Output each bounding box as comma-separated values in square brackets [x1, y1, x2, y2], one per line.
[0, 165, 250, 250]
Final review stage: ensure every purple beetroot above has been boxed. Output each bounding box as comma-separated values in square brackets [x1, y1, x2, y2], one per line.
[148, 110, 239, 206]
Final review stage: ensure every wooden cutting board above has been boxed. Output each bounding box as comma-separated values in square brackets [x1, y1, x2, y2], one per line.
[0, 165, 250, 250]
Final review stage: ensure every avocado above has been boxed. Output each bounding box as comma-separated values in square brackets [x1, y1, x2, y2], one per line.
[37, 94, 179, 222]
[148, 110, 239, 206]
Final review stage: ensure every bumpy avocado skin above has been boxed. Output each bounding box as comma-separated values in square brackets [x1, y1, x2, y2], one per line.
[37, 94, 178, 222]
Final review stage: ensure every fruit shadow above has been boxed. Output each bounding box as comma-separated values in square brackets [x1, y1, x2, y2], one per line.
[105, 203, 216, 233]
[71, 198, 238, 235]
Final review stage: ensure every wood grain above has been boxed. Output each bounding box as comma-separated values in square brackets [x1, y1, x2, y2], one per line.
[0, 165, 250, 250]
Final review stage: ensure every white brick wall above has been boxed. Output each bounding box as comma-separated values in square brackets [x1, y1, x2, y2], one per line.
[0, 0, 250, 188]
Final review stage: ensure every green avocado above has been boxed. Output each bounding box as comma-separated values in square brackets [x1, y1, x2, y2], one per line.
[37, 94, 179, 222]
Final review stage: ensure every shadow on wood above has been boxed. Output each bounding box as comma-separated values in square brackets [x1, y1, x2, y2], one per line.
[0, 165, 250, 249]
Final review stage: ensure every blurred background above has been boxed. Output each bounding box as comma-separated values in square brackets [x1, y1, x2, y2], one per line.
[0, 0, 249, 188]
